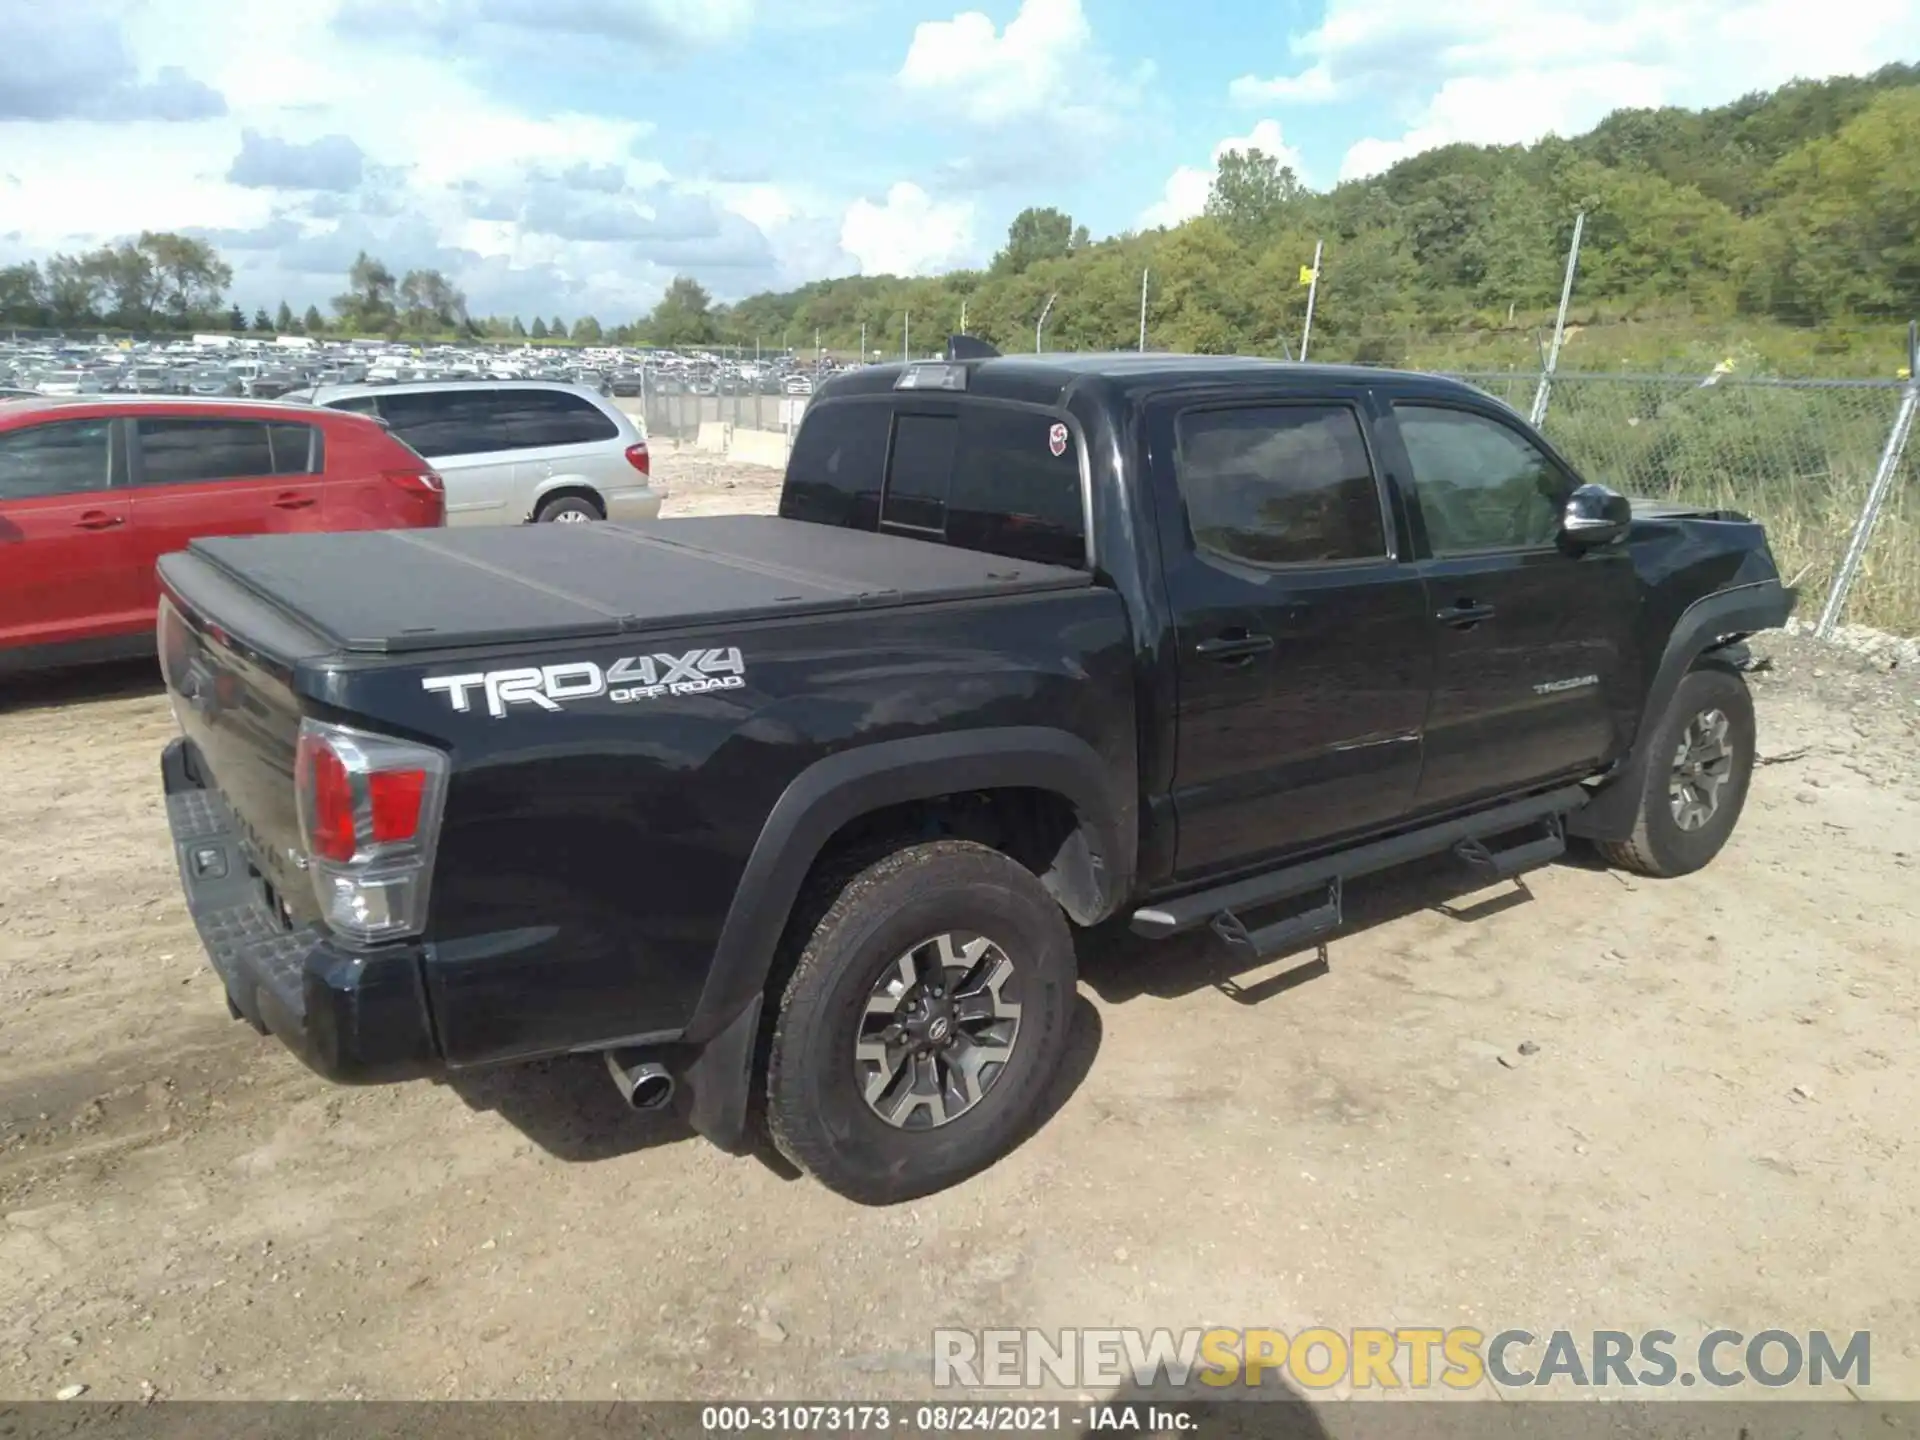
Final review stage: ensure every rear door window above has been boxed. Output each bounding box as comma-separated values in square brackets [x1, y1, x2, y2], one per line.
[376, 391, 511, 458]
[135, 419, 275, 486]
[0, 419, 113, 499]
[497, 390, 620, 449]
[267, 422, 322, 475]
[779, 401, 891, 530]
[1173, 404, 1387, 566]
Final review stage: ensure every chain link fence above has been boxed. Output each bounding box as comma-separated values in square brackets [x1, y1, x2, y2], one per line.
[1447, 371, 1920, 636]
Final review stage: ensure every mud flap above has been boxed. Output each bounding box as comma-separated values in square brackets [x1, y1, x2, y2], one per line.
[677, 993, 762, 1154]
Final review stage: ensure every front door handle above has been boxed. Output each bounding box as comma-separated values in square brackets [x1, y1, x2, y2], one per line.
[73, 510, 124, 530]
[1195, 632, 1275, 662]
[272, 492, 317, 510]
[1437, 601, 1497, 629]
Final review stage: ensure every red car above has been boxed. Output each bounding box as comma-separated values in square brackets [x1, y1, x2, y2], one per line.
[0, 395, 444, 672]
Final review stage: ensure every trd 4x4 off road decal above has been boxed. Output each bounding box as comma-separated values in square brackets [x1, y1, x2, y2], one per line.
[421, 648, 746, 718]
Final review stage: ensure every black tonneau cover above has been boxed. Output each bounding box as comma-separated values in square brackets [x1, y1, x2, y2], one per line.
[175, 516, 1091, 655]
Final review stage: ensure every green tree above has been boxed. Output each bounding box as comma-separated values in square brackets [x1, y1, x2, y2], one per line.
[992, 207, 1085, 275]
[227, 304, 247, 331]
[530, 316, 549, 339]
[253, 306, 274, 333]
[549, 316, 568, 340]
[397, 269, 466, 334]
[134, 232, 231, 328]
[44, 254, 105, 327]
[333, 251, 397, 333]
[276, 299, 296, 332]
[303, 304, 325, 336]
[647, 275, 718, 346]
[0, 261, 49, 326]
[1205, 149, 1307, 243]
[511, 316, 528, 338]
[573, 315, 604, 343]
[1737, 88, 1920, 321]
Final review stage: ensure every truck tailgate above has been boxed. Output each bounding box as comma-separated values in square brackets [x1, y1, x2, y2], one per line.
[172, 514, 1091, 655]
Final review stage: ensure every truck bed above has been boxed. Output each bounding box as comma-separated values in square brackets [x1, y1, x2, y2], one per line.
[165, 515, 1091, 656]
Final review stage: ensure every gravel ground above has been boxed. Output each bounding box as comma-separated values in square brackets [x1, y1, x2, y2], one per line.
[1, 456, 1916, 1405]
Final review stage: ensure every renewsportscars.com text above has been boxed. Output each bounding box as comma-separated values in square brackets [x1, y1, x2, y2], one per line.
[932, 1327, 1871, 1391]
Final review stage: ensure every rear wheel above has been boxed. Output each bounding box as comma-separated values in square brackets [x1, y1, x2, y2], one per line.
[766, 841, 1076, 1204]
[534, 494, 602, 524]
[1598, 665, 1756, 878]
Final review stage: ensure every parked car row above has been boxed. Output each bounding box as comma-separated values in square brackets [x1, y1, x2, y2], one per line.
[0, 377, 661, 671]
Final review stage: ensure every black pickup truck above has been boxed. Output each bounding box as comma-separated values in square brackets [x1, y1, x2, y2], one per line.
[156, 347, 1793, 1202]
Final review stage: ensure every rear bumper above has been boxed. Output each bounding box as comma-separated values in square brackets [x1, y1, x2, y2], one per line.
[603, 486, 664, 522]
[162, 737, 439, 1084]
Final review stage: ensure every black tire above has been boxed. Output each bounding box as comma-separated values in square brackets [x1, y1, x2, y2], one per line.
[1598, 665, 1756, 878]
[766, 840, 1076, 1205]
[533, 493, 602, 524]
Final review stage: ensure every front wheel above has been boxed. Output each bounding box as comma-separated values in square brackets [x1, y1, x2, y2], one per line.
[1598, 665, 1756, 878]
[766, 841, 1077, 1204]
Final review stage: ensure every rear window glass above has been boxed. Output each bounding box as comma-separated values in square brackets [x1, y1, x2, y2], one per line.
[136, 419, 274, 485]
[780, 401, 890, 529]
[881, 414, 956, 533]
[496, 390, 620, 449]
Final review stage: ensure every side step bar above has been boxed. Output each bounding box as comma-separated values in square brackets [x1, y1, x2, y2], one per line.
[1131, 784, 1586, 944]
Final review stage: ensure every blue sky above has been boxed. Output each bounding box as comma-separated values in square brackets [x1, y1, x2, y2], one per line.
[3, 0, 1917, 322]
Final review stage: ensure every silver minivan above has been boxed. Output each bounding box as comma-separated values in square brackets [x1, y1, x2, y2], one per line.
[308, 379, 662, 525]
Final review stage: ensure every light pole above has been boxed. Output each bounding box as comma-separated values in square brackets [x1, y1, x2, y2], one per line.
[1035, 294, 1057, 353]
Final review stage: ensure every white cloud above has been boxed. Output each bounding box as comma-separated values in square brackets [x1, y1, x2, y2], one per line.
[838, 183, 977, 277]
[1228, 65, 1335, 106]
[0, 0, 819, 318]
[1139, 120, 1306, 229]
[897, 0, 1129, 134]
[1227, 0, 1920, 183]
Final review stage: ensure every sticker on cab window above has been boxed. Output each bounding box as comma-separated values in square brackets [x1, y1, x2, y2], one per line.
[1048, 422, 1069, 458]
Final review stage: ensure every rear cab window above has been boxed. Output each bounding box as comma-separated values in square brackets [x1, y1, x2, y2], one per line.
[782, 398, 1087, 568]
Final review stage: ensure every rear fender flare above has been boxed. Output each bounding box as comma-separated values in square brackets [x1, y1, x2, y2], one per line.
[687, 726, 1131, 1044]
[1569, 580, 1794, 841]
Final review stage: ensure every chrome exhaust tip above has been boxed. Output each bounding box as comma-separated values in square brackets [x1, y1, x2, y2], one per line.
[604, 1051, 675, 1111]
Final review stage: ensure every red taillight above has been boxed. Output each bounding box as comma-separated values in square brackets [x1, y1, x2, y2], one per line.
[624, 442, 650, 476]
[296, 732, 357, 863]
[293, 719, 449, 943]
[384, 468, 444, 496]
[368, 768, 427, 844]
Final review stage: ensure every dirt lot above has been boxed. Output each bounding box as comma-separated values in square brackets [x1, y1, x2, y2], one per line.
[2, 450, 1918, 1404]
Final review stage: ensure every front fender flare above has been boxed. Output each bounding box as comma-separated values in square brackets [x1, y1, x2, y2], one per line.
[1568, 579, 1795, 842]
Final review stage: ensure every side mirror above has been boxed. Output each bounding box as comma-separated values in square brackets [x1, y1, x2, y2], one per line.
[1560, 482, 1631, 549]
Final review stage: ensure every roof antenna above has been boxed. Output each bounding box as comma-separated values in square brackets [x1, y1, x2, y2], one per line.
[946, 334, 1000, 360]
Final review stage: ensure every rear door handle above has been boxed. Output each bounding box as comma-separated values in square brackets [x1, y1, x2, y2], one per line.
[272, 492, 317, 510]
[1195, 632, 1275, 662]
[74, 510, 123, 530]
[1437, 601, 1497, 628]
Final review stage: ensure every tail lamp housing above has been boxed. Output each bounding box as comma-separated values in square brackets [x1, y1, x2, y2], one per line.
[623, 442, 650, 477]
[293, 718, 449, 944]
